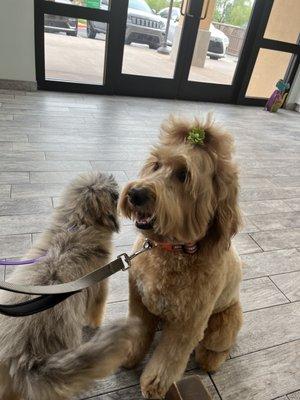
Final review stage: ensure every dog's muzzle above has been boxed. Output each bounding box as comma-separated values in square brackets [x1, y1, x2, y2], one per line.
[127, 187, 155, 230]
[128, 187, 150, 206]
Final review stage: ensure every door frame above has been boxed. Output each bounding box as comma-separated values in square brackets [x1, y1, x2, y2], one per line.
[34, 0, 128, 94]
[236, 0, 300, 106]
[108, 0, 266, 104]
[34, 0, 300, 105]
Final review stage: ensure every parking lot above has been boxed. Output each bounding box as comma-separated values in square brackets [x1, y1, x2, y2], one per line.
[45, 27, 238, 85]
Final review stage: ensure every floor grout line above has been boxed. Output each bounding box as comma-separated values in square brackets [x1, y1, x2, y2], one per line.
[242, 300, 298, 314]
[269, 276, 292, 303]
[230, 338, 300, 360]
[208, 373, 223, 400]
[242, 268, 300, 281]
[248, 232, 265, 252]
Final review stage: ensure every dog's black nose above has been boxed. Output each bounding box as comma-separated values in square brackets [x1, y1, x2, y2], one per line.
[128, 187, 149, 206]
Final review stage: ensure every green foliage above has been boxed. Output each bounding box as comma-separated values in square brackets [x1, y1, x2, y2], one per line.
[213, 0, 253, 27]
[145, 0, 181, 12]
[213, 0, 232, 23]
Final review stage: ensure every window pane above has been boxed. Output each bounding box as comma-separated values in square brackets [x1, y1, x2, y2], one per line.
[264, 0, 300, 44]
[121, 0, 183, 79]
[188, 0, 255, 85]
[45, 0, 110, 10]
[246, 49, 293, 98]
[44, 16, 107, 85]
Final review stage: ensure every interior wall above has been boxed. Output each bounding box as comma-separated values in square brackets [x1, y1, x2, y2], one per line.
[0, 0, 36, 82]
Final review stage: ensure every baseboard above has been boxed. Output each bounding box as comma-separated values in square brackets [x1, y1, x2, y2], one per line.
[0, 79, 37, 91]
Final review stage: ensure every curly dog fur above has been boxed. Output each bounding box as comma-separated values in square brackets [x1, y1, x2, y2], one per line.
[119, 114, 243, 399]
[0, 172, 140, 400]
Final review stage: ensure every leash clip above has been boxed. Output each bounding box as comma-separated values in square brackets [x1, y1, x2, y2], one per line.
[118, 239, 154, 271]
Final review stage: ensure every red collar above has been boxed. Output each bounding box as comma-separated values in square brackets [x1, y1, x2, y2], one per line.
[148, 240, 199, 254]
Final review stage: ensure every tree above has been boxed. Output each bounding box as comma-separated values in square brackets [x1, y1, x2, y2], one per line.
[213, 0, 253, 27]
[145, 0, 181, 13]
[213, 0, 233, 23]
[227, 0, 252, 27]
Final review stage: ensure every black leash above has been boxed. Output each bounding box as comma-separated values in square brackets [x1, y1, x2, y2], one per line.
[0, 240, 154, 317]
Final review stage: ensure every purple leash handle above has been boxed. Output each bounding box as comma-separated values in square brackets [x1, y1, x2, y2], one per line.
[0, 256, 45, 266]
[0, 225, 74, 268]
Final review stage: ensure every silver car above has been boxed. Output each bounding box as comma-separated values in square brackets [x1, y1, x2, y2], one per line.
[87, 0, 166, 49]
[158, 7, 230, 59]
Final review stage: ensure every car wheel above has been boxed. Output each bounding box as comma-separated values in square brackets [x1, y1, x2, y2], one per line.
[149, 43, 159, 50]
[209, 55, 220, 60]
[87, 22, 96, 39]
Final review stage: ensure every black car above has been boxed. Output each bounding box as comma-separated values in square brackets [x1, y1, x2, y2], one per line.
[44, 0, 78, 37]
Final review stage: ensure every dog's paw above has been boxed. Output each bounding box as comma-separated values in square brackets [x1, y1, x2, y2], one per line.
[140, 368, 172, 399]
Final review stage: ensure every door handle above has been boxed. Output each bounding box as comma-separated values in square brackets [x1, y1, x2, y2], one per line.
[180, 0, 185, 16]
[200, 0, 210, 20]
[180, 0, 194, 17]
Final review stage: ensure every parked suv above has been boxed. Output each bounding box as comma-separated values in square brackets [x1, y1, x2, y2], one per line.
[87, 0, 166, 49]
[44, 0, 78, 36]
[207, 24, 229, 60]
[158, 7, 229, 59]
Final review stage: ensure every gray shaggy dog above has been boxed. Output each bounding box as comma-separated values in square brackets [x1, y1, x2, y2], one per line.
[0, 172, 140, 400]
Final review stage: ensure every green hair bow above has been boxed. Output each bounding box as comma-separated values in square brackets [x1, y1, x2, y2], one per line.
[186, 127, 205, 145]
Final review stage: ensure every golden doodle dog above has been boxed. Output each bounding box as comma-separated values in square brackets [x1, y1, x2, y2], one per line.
[120, 114, 243, 399]
[0, 172, 139, 400]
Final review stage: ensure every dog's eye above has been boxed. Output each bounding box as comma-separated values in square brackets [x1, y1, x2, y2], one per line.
[153, 162, 160, 171]
[176, 168, 188, 183]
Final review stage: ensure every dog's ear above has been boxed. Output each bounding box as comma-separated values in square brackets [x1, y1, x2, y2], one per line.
[204, 130, 242, 252]
[210, 163, 241, 250]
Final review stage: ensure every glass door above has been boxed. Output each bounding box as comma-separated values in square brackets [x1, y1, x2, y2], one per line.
[35, 0, 127, 94]
[114, 0, 258, 102]
[35, 0, 298, 105]
[113, 0, 202, 98]
[177, 0, 259, 102]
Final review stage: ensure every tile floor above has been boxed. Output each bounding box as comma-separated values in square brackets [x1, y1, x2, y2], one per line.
[0, 89, 299, 400]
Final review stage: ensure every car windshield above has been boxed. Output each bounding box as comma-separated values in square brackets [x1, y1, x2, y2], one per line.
[129, 0, 152, 13]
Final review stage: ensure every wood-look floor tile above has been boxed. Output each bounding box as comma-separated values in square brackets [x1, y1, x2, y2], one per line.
[250, 229, 300, 251]
[212, 341, 300, 400]
[249, 212, 300, 231]
[270, 272, 300, 302]
[242, 249, 300, 280]
[0, 198, 52, 216]
[288, 391, 300, 400]
[240, 277, 289, 312]
[240, 200, 292, 216]
[232, 303, 300, 358]
[233, 234, 262, 255]
[0, 172, 29, 184]
[0, 234, 31, 258]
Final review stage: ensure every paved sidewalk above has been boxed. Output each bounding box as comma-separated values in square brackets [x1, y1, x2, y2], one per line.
[45, 31, 237, 84]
